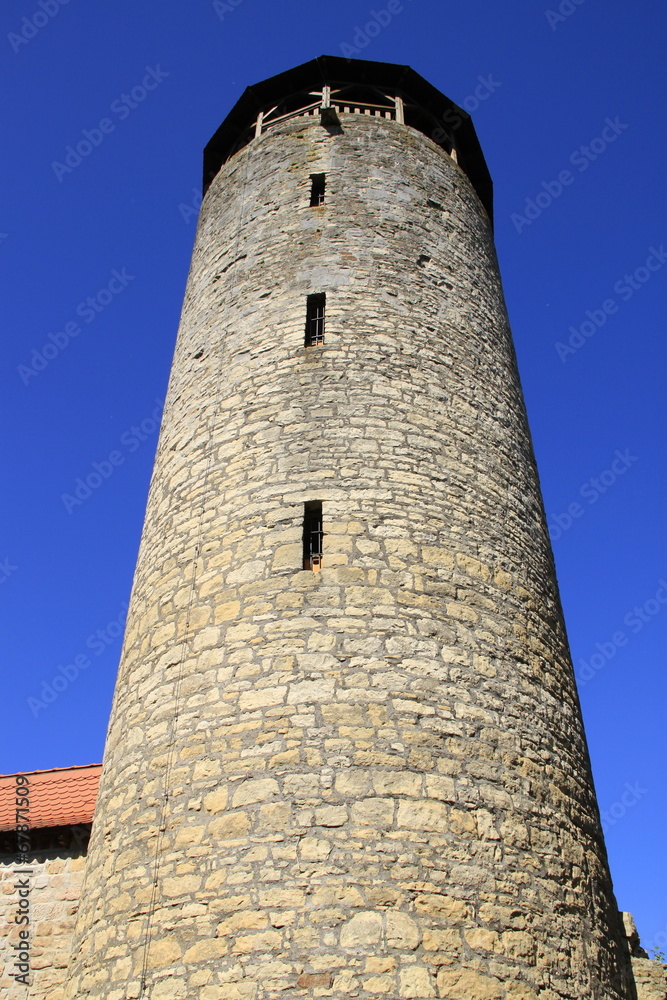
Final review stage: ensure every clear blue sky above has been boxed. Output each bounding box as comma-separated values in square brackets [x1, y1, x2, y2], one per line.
[1, 0, 665, 953]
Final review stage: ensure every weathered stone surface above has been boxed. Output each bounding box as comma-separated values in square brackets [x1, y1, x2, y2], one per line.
[296, 972, 332, 988]
[630, 957, 667, 1000]
[62, 65, 636, 1000]
[0, 848, 87, 1000]
[232, 779, 280, 807]
[339, 911, 383, 950]
[436, 967, 504, 1000]
[622, 911, 667, 1000]
[386, 912, 420, 950]
[399, 965, 436, 997]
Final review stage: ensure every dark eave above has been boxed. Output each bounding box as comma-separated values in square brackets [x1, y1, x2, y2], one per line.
[203, 55, 493, 221]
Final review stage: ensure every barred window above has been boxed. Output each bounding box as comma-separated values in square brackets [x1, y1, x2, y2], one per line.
[303, 501, 323, 571]
[305, 293, 325, 347]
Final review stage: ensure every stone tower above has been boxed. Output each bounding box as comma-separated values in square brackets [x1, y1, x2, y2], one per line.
[64, 56, 635, 1000]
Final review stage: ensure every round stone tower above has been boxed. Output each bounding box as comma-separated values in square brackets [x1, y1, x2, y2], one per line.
[65, 56, 635, 1000]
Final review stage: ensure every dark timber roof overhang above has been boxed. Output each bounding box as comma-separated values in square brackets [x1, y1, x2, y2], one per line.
[203, 55, 493, 221]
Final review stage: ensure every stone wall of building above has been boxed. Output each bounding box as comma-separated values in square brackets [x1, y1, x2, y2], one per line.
[1, 846, 86, 1000]
[631, 958, 667, 1000]
[623, 913, 667, 1000]
[64, 110, 634, 999]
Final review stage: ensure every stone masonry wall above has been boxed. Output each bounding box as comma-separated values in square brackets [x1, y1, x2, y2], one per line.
[623, 913, 667, 1000]
[631, 958, 667, 1000]
[1, 848, 86, 1000]
[65, 115, 634, 999]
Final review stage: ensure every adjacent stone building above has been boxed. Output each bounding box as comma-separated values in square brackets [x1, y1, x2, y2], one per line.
[0, 765, 101, 1000]
[4, 55, 665, 1000]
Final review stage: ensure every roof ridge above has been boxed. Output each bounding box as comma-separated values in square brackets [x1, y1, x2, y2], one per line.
[0, 763, 102, 779]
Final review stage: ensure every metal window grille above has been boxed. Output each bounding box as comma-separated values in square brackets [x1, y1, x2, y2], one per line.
[303, 501, 323, 571]
[305, 293, 325, 346]
[310, 173, 326, 206]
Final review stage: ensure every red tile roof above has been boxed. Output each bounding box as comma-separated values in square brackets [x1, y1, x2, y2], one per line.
[0, 764, 101, 831]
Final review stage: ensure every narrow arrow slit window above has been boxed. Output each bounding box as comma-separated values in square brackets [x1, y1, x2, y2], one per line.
[310, 173, 326, 206]
[305, 293, 325, 346]
[303, 501, 323, 572]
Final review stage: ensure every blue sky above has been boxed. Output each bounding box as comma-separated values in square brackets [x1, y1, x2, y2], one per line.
[1, 0, 665, 952]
